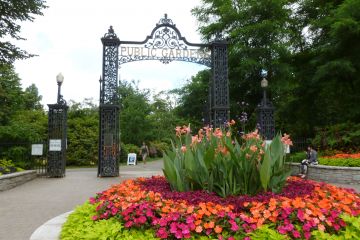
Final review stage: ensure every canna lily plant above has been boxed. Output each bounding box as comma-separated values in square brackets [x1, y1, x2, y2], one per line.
[163, 122, 292, 197]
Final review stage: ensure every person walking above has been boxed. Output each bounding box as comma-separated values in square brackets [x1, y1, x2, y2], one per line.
[140, 142, 149, 165]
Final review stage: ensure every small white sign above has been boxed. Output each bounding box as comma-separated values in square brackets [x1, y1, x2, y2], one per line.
[285, 144, 290, 154]
[31, 144, 43, 156]
[127, 153, 137, 165]
[265, 140, 272, 150]
[49, 139, 62, 151]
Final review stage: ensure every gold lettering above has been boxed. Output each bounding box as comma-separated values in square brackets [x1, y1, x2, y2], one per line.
[134, 47, 140, 56]
[162, 49, 168, 57]
[120, 47, 127, 56]
[190, 49, 196, 58]
[168, 49, 175, 58]
[176, 49, 181, 58]
[151, 49, 157, 57]
[127, 47, 133, 56]
[183, 50, 189, 57]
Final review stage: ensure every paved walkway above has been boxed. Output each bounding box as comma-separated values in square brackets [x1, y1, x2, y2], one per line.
[0, 160, 163, 240]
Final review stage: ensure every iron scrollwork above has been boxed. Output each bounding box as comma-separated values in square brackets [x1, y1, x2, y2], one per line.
[98, 26, 120, 177]
[118, 14, 211, 67]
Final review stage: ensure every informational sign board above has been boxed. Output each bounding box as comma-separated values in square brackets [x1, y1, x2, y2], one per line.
[31, 144, 43, 156]
[265, 140, 272, 150]
[127, 153, 137, 165]
[49, 139, 62, 151]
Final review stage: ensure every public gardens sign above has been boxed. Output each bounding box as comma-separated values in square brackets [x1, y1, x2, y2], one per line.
[98, 14, 229, 177]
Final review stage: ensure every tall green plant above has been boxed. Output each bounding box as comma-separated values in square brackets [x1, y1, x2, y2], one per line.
[163, 124, 292, 197]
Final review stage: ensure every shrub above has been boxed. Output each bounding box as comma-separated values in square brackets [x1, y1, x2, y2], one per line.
[0, 159, 23, 174]
[149, 141, 169, 158]
[288, 151, 307, 163]
[120, 143, 140, 163]
[163, 125, 292, 197]
[312, 122, 360, 152]
[319, 157, 360, 167]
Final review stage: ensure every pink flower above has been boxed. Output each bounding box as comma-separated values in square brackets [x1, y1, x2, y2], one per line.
[175, 230, 183, 239]
[281, 133, 293, 146]
[181, 146, 186, 153]
[156, 227, 168, 239]
[292, 230, 301, 238]
[124, 221, 133, 228]
[304, 231, 311, 240]
[230, 223, 239, 232]
[297, 209, 305, 222]
[91, 215, 98, 221]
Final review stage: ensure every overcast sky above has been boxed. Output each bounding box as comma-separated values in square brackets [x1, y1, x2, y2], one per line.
[14, 0, 207, 107]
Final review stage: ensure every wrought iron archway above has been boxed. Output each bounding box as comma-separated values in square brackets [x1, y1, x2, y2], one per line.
[98, 14, 229, 177]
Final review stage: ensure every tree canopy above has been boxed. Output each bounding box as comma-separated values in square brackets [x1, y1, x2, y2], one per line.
[0, 0, 47, 65]
[190, 0, 360, 136]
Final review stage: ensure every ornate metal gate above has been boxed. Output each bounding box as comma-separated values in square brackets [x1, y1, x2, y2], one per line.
[98, 14, 229, 177]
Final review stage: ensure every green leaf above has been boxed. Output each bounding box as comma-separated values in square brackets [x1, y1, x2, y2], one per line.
[260, 147, 271, 191]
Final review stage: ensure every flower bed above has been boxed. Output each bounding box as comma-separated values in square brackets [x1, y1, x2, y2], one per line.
[61, 176, 360, 240]
[319, 152, 360, 167]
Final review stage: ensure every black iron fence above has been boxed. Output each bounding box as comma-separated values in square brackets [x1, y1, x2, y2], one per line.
[291, 137, 312, 153]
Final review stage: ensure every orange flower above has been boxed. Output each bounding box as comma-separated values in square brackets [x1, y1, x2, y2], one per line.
[214, 225, 223, 234]
[250, 145, 258, 152]
[263, 209, 271, 219]
[195, 225, 203, 233]
[204, 221, 215, 229]
[292, 197, 306, 208]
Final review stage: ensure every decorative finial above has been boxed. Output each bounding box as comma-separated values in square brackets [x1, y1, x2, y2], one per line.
[164, 13, 167, 19]
[109, 26, 114, 34]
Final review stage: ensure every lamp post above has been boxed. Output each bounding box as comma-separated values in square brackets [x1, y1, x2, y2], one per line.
[257, 70, 275, 140]
[47, 73, 68, 177]
[56, 73, 64, 103]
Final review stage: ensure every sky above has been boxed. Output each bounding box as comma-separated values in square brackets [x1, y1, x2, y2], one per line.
[14, 0, 208, 108]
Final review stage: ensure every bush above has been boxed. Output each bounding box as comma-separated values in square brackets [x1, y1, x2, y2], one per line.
[312, 122, 360, 152]
[5, 146, 31, 169]
[288, 151, 307, 163]
[319, 157, 360, 167]
[120, 143, 140, 163]
[0, 159, 23, 174]
[149, 141, 169, 158]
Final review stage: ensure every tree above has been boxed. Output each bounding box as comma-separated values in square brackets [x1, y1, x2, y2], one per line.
[0, 0, 47, 64]
[0, 64, 26, 124]
[147, 91, 184, 143]
[172, 70, 210, 130]
[119, 80, 152, 146]
[67, 100, 99, 166]
[192, 0, 296, 131]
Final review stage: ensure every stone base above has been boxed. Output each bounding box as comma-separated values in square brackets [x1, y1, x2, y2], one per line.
[0, 170, 37, 191]
[287, 163, 360, 185]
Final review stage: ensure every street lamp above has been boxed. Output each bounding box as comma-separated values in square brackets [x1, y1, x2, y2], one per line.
[261, 77, 268, 106]
[47, 72, 68, 177]
[257, 70, 275, 140]
[56, 73, 64, 104]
